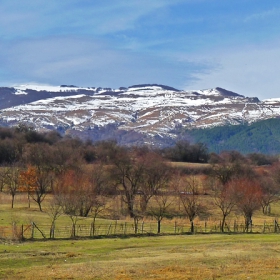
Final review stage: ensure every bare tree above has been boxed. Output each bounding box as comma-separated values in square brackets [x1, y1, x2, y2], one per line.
[53, 171, 83, 237]
[51, 142, 84, 175]
[111, 147, 146, 219]
[210, 151, 255, 186]
[232, 178, 263, 232]
[211, 163, 236, 186]
[257, 165, 280, 215]
[139, 152, 171, 212]
[177, 175, 207, 234]
[93, 140, 119, 164]
[22, 143, 53, 169]
[90, 195, 107, 236]
[58, 193, 81, 238]
[46, 197, 63, 239]
[88, 163, 110, 235]
[5, 165, 21, 208]
[147, 193, 174, 234]
[259, 176, 279, 215]
[210, 178, 236, 232]
[53, 164, 109, 237]
[20, 165, 53, 211]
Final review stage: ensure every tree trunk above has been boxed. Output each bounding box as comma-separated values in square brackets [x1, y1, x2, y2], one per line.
[190, 220, 194, 234]
[245, 216, 252, 233]
[127, 198, 134, 218]
[28, 192, 31, 208]
[71, 224, 76, 238]
[221, 215, 226, 233]
[133, 217, 138, 234]
[157, 220, 161, 234]
[50, 222, 55, 239]
[38, 200, 42, 212]
[11, 194, 15, 209]
[91, 216, 97, 236]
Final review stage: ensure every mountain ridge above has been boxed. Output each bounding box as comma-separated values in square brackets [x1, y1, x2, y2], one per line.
[0, 84, 279, 147]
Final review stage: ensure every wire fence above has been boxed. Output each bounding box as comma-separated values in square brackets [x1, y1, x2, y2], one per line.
[1, 219, 280, 241]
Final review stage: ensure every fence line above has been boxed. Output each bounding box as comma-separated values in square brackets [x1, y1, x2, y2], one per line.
[1, 219, 280, 241]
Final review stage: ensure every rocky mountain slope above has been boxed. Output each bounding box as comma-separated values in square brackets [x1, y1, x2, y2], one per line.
[0, 84, 280, 145]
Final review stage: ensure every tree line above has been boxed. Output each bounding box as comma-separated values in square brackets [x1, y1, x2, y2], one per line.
[0, 125, 279, 235]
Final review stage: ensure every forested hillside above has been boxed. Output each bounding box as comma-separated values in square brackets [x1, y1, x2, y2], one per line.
[187, 118, 280, 154]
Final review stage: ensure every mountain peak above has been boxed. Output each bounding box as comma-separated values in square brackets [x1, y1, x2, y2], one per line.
[215, 87, 244, 97]
[191, 87, 244, 98]
[128, 84, 180, 92]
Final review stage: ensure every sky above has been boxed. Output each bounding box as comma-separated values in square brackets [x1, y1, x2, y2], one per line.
[1, 0, 280, 100]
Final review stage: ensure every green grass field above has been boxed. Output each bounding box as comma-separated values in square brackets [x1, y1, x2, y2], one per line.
[1, 234, 280, 279]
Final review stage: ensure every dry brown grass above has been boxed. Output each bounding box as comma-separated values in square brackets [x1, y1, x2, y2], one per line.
[1, 234, 279, 279]
[0, 185, 280, 238]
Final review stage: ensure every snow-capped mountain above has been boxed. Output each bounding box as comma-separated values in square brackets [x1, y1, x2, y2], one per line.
[0, 84, 280, 144]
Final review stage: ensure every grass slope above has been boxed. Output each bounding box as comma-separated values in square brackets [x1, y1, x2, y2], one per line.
[1, 234, 280, 279]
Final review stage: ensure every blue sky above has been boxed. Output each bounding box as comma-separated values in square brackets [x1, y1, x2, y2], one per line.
[1, 0, 280, 99]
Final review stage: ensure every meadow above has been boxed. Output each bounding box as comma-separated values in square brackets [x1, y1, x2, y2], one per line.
[1, 234, 280, 279]
[0, 188, 280, 279]
[0, 160, 279, 279]
[0, 125, 279, 278]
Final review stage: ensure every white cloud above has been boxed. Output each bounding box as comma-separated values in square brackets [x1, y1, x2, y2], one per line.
[186, 42, 280, 100]
[2, 35, 280, 101]
[244, 8, 280, 22]
[1, 0, 280, 100]
[0, 36, 201, 88]
[0, 0, 186, 38]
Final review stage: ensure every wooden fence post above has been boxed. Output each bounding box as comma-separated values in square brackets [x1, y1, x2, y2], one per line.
[21, 224, 24, 241]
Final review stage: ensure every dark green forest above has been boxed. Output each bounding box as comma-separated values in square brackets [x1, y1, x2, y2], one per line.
[187, 118, 280, 154]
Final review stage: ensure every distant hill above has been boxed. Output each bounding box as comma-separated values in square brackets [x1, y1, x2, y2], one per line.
[187, 118, 280, 154]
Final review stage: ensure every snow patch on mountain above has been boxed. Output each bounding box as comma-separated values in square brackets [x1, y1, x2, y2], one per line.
[13, 84, 95, 93]
[262, 98, 280, 104]
[1, 84, 280, 141]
